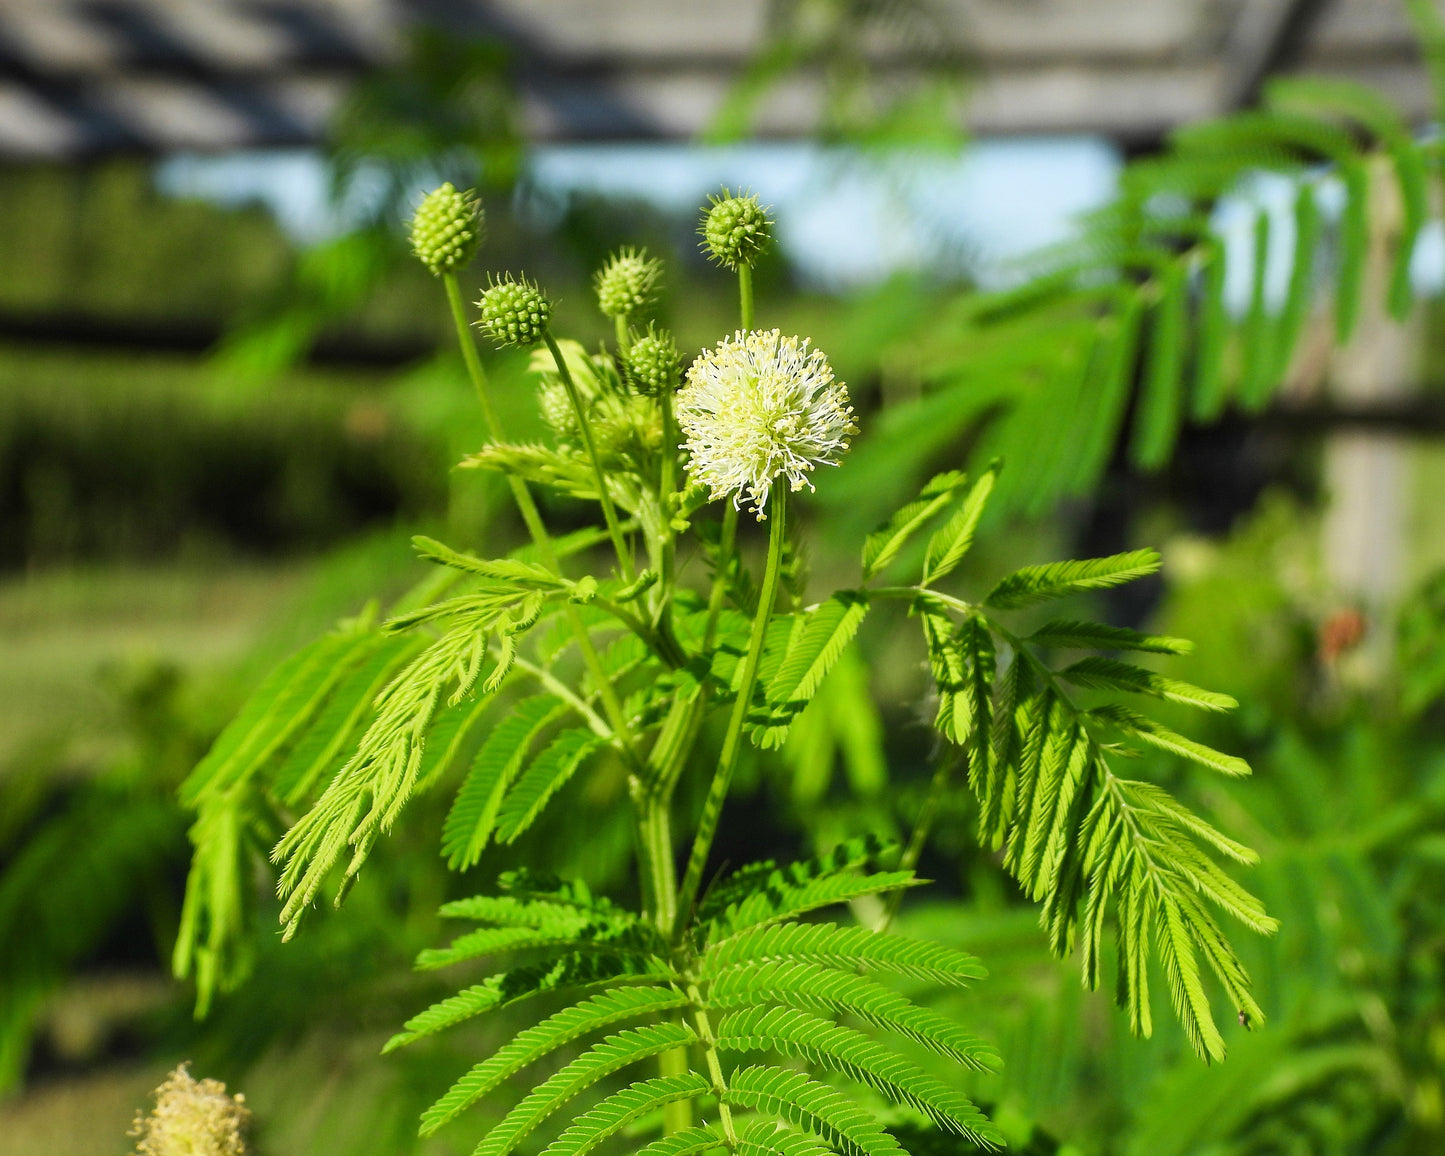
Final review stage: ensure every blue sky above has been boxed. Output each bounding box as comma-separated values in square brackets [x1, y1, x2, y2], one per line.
[156, 138, 1122, 290]
[156, 139, 1444, 303]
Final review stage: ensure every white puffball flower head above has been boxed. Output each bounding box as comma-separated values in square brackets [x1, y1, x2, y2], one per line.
[677, 329, 858, 518]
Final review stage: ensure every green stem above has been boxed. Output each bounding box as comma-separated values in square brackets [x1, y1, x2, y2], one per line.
[737, 264, 754, 331]
[513, 658, 610, 737]
[676, 489, 787, 929]
[687, 985, 739, 1148]
[543, 332, 636, 582]
[657, 389, 678, 603]
[615, 314, 631, 354]
[442, 275, 638, 759]
[867, 585, 974, 615]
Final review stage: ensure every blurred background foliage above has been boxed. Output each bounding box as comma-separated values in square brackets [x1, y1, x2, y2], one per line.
[3, 3, 1445, 1155]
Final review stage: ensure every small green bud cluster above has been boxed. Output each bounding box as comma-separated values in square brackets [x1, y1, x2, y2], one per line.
[594, 247, 663, 319]
[409, 182, 483, 276]
[700, 189, 773, 269]
[625, 325, 682, 396]
[477, 276, 551, 347]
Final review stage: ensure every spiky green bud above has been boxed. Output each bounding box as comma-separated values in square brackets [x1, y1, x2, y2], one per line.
[476, 276, 551, 347]
[625, 325, 682, 396]
[409, 183, 483, 276]
[594, 247, 663, 319]
[700, 189, 773, 270]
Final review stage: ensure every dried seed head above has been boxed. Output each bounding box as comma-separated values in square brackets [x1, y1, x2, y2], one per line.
[594, 247, 664, 319]
[700, 189, 773, 270]
[476, 276, 551, 347]
[408, 182, 483, 276]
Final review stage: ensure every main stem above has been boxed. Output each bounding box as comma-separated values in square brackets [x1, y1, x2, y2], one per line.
[442, 275, 638, 759]
[676, 488, 787, 929]
[543, 332, 636, 582]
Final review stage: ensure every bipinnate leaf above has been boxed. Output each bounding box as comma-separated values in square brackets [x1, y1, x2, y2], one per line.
[985, 549, 1161, 609]
[1060, 657, 1237, 712]
[540, 1074, 713, 1156]
[420, 987, 689, 1135]
[383, 952, 674, 1052]
[703, 922, 986, 985]
[474, 1024, 700, 1156]
[861, 471, 966, 579]
[496, 729, 607, 843]
[1027, 620, 1192, 655]
[723, 1065, 910, 1156]
[707, 959, 999, 1072]
[717, 1007, 1000, 1148]
[442, 696, 564, 869]
[181, 625, 382, 806]
[412, 535, 563, 588]
[1090, 704, 1251, 776]
[633, 1127, 726, 1156]
[921, 461, 999, 585]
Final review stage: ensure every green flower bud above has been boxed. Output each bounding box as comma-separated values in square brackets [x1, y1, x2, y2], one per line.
[700, 189, 773, 270]
[476, 275, 551, 347]
[408, 182, 483, 276]
[538, 378, 578, 441]
[625, 325, 682, 396]
[594, 247, 663, 319]
[592, 392, 663, 459]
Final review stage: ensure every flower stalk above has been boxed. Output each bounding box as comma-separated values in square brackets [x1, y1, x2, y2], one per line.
[676, 486, 788, 930]
[543, 332, 637, 582]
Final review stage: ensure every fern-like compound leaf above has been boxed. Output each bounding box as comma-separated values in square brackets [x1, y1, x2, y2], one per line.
[766, 593, 870, 707]
[921, 460, 999, 585]
[412, 534, 564, 588]
[538, 1073, 714, 1156]
[984, 549, 1161, 609]
[181, 624, 383, 806]
[1130, 260, 1189, 469]
[708, 868, 917, 938]
[496, 729, 607, 844]
[1026, 619, 1192, 655]
[268, 634, 422, 805]
[473, 1024, 700, 1156]
[442, 696, 564, 869]
[735, 1120, 834, 1156]
[437, 891, 636, 930]
[716, 1006, 1001, 1148]
[723, 1065, 911, 1156]
[706, 959, 999, 1072]
[416, 921, 659, 971]
[702, 922, 986, 985]
[1090, 704, 1251, 776]
[383, 951, 674, 1052]
[861, 471, 966, 579]
[420, 986, 690, 1135]
[1060, 656, 1237, 712]
[632, 1126, 726, 1156]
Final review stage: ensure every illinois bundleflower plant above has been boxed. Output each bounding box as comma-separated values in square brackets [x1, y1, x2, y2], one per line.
[172, 186, 1277, 1154]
